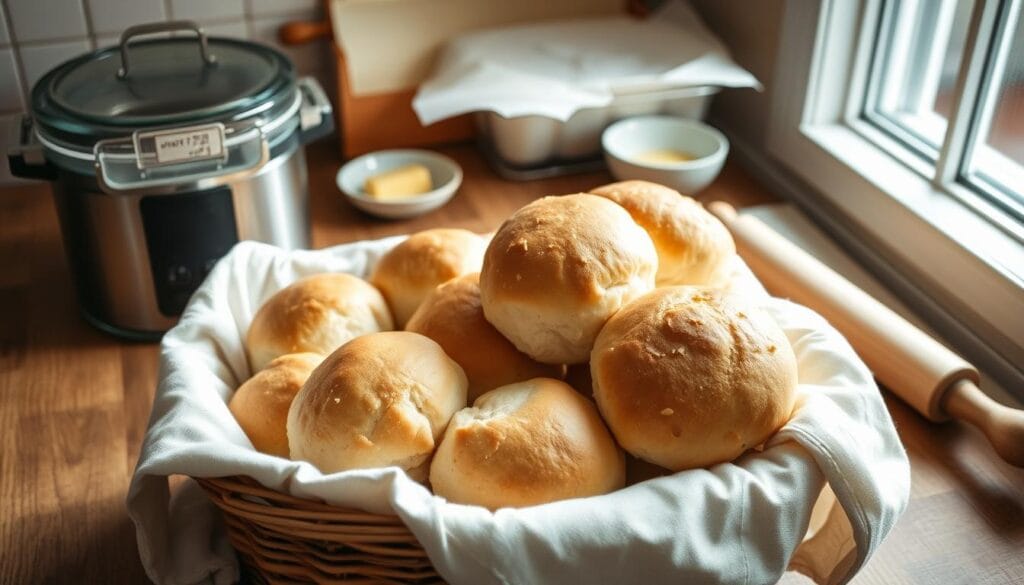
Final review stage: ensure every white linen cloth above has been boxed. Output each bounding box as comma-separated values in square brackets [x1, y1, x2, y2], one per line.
[127, 237, 910, 585]
[412, 0, 761, 125]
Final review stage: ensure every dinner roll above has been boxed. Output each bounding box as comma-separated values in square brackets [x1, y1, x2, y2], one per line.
[589, 180, 735, 286]
[228, 353, 323, 457]
[591, 287, 797, 471]
[405, 273, 563, 402]
[246, 273, 393, 372]
[370, 228, 487, 327]
[287, 331, 467, 481]
[430, 378, 624, 509]
[480, 194, 657, 364]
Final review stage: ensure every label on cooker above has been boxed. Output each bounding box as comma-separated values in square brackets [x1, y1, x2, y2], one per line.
[140, 124, 226, 167]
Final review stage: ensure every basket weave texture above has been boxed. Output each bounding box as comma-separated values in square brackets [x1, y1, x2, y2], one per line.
[196, 476, 443, 584]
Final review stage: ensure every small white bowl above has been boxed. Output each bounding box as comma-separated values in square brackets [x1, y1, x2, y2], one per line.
[337, 149, 463, 220]
[601, 116, 729, 194]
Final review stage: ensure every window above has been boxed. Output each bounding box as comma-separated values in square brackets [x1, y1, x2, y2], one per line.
[861, 0, 1024, 235]
[862, 0, 973, 160]
[960, 2, 1024, 224]
[768, 0, 1024, 393]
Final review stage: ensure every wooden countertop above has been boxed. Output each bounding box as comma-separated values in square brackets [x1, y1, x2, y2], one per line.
[1, 141, 1021, 584]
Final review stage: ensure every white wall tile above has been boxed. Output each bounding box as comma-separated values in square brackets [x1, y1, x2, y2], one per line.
[0, 4, 11, 45]
[7, 0, 88, 42]
[96, 22, 246, 50]
[169, 0, 244, 22]
[19, 40, 90, 92]
[93, 33, 121, 50]
[0, 49, 23, 111]
[247, 14, 279, 42]
[248, 0, 320, 18]
[250, 14, 327, 75]
[201, 20, 248, 39]
[87, 0, 166, 35]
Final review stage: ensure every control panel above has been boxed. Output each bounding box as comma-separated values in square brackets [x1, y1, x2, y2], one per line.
[140, 187, 239, 316]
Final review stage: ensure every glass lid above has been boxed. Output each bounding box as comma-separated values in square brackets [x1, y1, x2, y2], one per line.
[31, 22, 295, 147]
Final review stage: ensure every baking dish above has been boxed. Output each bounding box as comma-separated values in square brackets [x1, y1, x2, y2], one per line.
[475, 85, 718, 171]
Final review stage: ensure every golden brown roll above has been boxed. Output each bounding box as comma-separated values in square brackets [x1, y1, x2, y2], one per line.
[370, 228, 487, 328]
[245, 273, 393, 372]
[286, 331, 467, 481]
[228, 353, 323, 458]
[479, 194, 658, 364]
[591, 287, 797, 471]
[405, 273, 563, 402]
[430, 378, 624, 509]
[589, 180, 735, 286]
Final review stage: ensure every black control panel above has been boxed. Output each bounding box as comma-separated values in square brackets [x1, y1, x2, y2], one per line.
[140, 187, 239, 316]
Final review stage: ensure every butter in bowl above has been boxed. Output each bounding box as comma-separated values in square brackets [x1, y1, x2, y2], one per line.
[337, 149, 463, 219]
[602, 116, 729, 195]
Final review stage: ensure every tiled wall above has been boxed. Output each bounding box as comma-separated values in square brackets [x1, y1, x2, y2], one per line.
[1, 0, 332, 184]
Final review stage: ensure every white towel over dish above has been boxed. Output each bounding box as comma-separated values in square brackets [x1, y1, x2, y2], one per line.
[127, 237, 910, 585]
[412, 0, 761, 125]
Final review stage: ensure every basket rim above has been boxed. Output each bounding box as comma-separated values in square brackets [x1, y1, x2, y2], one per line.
[197, 475, 406, 522]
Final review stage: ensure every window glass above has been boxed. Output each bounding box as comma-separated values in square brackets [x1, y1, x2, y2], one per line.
[932, 1, 975, 120]
[964, 5, 1024, 217]
[866, 0, 975, 156]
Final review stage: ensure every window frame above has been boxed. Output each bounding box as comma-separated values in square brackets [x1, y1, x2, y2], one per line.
[766, 0, 1024, 381]
[860, 0, 960, 160]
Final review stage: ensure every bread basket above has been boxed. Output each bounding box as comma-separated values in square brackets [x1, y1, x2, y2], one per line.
[196, 476, 439, 583]
[128, 238, 910, 585]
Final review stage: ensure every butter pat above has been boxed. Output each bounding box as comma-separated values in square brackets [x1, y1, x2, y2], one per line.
[364, 164, 432, 200]
[632, 149, 696, 165]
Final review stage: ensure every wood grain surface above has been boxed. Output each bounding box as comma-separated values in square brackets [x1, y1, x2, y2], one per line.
[1, 141, 1021, 584]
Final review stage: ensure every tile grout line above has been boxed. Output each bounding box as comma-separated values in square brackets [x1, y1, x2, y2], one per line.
[243, 0, 254, 38]
[10, 35, 95, 48]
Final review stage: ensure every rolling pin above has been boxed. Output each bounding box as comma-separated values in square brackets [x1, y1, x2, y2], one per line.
[708, 202, 1024, 467]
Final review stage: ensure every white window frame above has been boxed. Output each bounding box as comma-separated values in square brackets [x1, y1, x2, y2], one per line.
[861, 0, 960, 158]
[767, 0, 1024, 381]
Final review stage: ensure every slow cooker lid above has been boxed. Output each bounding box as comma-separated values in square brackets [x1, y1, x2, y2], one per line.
[32, 35, 295, 147]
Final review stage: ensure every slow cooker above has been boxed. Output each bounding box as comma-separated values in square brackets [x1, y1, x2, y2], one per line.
[7, 21, 333, 340]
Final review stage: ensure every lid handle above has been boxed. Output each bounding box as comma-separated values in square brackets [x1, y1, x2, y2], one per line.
[117, 20, 217, 79]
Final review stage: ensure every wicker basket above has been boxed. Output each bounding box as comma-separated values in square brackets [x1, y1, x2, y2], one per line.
[196, 476, 443, 584]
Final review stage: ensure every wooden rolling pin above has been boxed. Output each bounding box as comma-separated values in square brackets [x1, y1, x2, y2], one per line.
[708, 202, 1024, 467]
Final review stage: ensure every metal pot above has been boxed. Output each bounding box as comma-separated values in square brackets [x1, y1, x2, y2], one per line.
[8, 21, 333, 340]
